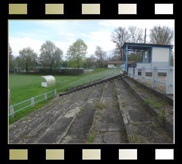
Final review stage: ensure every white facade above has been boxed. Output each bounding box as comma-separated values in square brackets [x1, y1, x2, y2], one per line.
[152, 47, 169, 62]
[108, 64, 115, 68]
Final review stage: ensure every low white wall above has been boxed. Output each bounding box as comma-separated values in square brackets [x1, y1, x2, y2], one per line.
[137, 63, 151, 68]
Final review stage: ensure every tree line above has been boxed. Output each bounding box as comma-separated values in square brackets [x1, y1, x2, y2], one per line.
[9, 39, 107, 73]
[9, 25, 173, 73]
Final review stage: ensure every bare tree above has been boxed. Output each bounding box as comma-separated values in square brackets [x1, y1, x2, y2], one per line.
[150, 26, 173, 45]
[95, 46, 107, 68]
[111, 27, 130, 60]
[128, 26, 144, 43]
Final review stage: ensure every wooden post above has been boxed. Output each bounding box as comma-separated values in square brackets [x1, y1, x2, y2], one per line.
[152, 66, 158, 88]
[166, 66, 174, 94]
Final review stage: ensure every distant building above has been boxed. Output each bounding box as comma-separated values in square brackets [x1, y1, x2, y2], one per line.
[107, 61, 134, 69]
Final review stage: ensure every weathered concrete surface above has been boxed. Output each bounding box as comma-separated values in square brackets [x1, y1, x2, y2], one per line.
[115, 79, 173, 143]
[127, 75, 173, 104]
[90, 81, 128, 144]
[61, 84, 104, 143]
[9, 92, 80, 143]
[9, 86, 95, 144]
[122, 77, 173, 134]
[9, 75, 173, 144]
[35, 86, 96, 143]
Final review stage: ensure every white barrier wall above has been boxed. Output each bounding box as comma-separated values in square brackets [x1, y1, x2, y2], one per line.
[128, 66, 174, 95]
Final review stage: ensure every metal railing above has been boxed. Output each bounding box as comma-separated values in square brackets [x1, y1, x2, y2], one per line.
[128, 66, 174, 95]
[9, 89, 57, 118]
[9, 68, 121, 118]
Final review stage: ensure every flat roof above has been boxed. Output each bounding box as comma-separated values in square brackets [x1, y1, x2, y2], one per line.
[122, 42, 173, 50]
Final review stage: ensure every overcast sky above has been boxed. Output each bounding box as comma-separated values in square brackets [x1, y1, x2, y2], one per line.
[9, 19, 174, 59]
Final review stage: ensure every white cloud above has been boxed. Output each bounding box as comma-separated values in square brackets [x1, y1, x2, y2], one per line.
[9, 37, 43, 57]
[81, 30, 115, 55]
[9, 20, 174, 59]
[99, 20, 174, 29]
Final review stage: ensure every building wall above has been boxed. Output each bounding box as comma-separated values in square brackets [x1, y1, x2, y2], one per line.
[152, 47, 170, 67]
[152, 47, 169, 62]
[108, 64, 122, 68]
[108, 64, 115, 68]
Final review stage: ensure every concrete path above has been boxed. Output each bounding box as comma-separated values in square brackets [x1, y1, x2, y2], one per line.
[61, 84, 104, 143]
[90, 81, 128, 143]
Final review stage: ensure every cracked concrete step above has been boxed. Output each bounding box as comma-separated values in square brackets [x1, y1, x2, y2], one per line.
[61, 84, 104, 143]
[9, 87, 93, 143]
[34, 85, 99, 144]
[115, 79, 173, 143]
[9, 91, 78, 137]
[90, 81, 128, 144]
[122, 77, 173, 134]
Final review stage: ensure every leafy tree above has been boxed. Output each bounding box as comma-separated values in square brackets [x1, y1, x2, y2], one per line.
[9, 44, 15, 68]
[19, 47, 38, 72]
[61, 60, 69, 68]
[39, 41, 63, 73]
[150, 26, 173, 45]
[95, 46, 107, 68]
[128, 52, 142, 62]
[66, 39, 87, 74]
[83, 55, 97, 68]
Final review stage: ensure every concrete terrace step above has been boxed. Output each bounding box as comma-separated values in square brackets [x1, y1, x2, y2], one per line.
[9, 74, 173, 144]
[89, 80, 128, 144]
[34, 85, 100, 144]
[9, 86, 95, 143]
[9, 91, 78, 135]
[122, 77, 173, 134]
[61, 84, 104, 143]
[115, 79, 173, 144]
